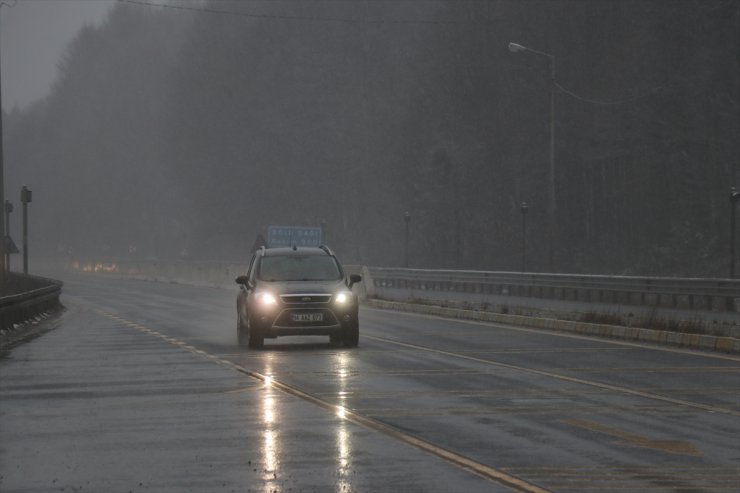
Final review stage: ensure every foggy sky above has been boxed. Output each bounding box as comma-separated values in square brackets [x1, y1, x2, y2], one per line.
[2, 0, 737, 276]
[0, 0, 114, 110]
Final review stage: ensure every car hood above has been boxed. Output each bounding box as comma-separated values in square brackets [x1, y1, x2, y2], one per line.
[268, 280, 346, 295]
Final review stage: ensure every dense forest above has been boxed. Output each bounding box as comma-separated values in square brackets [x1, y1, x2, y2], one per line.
[4, 0, 740, 276]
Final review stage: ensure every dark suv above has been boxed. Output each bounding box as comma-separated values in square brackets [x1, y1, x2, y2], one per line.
[235, 245, 362, 349]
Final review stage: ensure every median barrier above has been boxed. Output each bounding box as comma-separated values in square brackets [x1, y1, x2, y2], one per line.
[366, 267, 740, 313]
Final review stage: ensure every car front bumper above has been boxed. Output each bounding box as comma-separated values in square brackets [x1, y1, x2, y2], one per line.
[250, 303, 357, 338]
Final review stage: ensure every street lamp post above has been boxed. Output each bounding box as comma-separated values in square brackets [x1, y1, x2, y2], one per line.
[508, 42, 557, 272]
[731, 187, 740, 278]
[520, 202, 528, 272]
[404, 211, 410, 268]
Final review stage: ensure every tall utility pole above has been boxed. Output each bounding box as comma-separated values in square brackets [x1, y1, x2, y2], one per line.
[548, 55, 556, 272]
[520, 202, 529, 272]
[731, 187, 740, 278]
[0, 13, 7, 278]
[508, 42, 557, 272]
[404, 212, 410, 268]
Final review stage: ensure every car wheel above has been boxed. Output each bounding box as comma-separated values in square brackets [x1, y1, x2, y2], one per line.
[247, 316, 264, 349]
[343, 322, 359, 348]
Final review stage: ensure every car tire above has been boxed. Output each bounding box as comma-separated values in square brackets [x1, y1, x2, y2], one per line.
[247, 316, 264, 349]
[343, 322, 359, 348]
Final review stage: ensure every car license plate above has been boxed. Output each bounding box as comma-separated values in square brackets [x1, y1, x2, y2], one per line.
[292, 313, 323, 322]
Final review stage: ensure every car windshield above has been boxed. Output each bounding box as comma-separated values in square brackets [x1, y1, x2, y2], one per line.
[258, 255, 342, 281]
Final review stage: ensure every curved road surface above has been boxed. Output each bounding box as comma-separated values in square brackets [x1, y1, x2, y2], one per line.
[1, 274, 739, 492]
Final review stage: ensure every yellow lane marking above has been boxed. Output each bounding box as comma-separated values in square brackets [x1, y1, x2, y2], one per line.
[98, 311, 551, 493]
[236, 366, 552, 493]
[364, 335, 740, 417]
[563, 419, 702, 456]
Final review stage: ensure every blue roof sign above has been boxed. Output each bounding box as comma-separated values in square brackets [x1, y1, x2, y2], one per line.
[267, 226, 322, 247]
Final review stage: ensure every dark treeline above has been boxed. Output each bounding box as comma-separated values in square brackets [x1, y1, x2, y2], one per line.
[4, 0, 739, 276]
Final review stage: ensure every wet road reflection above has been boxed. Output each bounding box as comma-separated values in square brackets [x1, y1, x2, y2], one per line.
[334, 351, 353, 491]
[336, 424, 352, 492]
[255, 349, 357, 491]
[22, 277, 737, 493]
[261, 355, 280, 491]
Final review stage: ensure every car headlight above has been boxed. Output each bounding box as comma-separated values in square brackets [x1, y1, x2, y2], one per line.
[256, 292, 278, 306]
[334, 292, 352, 304]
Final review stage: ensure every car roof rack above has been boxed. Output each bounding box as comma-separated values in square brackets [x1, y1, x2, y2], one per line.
[319, 244, 334, 256]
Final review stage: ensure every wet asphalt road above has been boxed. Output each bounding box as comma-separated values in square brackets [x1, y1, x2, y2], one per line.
[1, 274, 739, 492]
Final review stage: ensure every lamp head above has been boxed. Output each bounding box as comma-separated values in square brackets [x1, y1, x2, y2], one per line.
[508, 42, 527, 53]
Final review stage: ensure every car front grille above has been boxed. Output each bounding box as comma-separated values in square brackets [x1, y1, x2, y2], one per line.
[280, 294, 332, 304]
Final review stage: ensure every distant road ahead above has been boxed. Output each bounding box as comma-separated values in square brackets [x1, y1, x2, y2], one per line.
[2, 274, 739, 492]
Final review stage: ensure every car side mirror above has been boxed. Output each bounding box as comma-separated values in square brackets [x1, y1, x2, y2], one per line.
[235, 275, 249, 285]
[348, 274, 362, 288]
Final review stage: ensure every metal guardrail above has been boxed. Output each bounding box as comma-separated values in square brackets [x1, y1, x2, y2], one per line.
[66, 258, 740, 313]
[0, 273, 63, 332]
[366, 267, 740, 312]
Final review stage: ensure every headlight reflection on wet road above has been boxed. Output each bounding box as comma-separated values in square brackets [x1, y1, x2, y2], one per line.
[255, 351, 357, 491]
[335, 352, 353, 491]
[261, 355, 280, 490]
[336, 424, 352, 491]
[261, 392, 280, 488]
